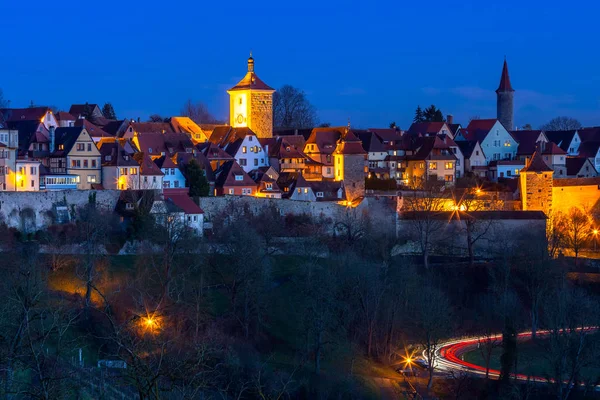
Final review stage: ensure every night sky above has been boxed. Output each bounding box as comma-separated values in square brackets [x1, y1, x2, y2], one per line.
[2, 0, 599, 129]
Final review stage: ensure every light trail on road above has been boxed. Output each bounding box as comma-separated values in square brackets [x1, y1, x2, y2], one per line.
[432, 327, 598, 384]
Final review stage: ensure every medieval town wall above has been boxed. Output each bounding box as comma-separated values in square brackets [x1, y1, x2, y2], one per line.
[0, 191, 397, 234]
[552, 182, 600, 215]
[0, 190, 121, 232]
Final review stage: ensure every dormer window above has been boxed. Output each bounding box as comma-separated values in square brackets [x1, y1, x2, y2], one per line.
[168, 147, 174, 153]
[58, 144, 64, 151]
[126, 203, 134, 210]
[235, 175, 243, 181]
[149, 147, 153, 153]
[186, 148, 192, 153]
[266, 183, 272, 190]
[316, 192, 324, 198]
[106, 155, 112, 161]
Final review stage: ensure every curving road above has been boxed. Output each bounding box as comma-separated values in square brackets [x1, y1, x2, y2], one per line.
[434, 328, 598, 383]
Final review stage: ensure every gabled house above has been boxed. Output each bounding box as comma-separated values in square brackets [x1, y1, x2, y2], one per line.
[51, 127, 102, 189]
[439, 134, 464, 179]
[254, 172, 282, 199]
[74, 119, 113, 142]
[576, 141, 600, 173]
[7, 121, 50, 159]
[98, 140, 140, 190]
[511, 130, 548, 161]
[545, 130, 581, 156]
[460, 119, 517, 163]
[155, 155, 186, 189]
[0, 128, 19, 191]
[565, 157, 597, 178]
[541, 142, 567, 177]
[456, 140, 486, 173]
[407, 122, 454, 139]
[198, 142, 235, 171]
[287, 173, 345, 202]
[266, 136, 308, 173]
[69, 104, 104, 122]
[163, 190, 204, 234]
[124, 122, 175, 140]
[14, 159, 41, 191]
[214, 160, 256, 196]
[402, 136, 457, 187]
[135, 153, 164, 190]
[303, 127, 346, 179]
[209, 126, 268, 173]
[357, 131, 389, 178]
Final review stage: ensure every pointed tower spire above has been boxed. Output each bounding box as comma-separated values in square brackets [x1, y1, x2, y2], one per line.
[496, 58, 515, 130]
[496, 58, 514, 93]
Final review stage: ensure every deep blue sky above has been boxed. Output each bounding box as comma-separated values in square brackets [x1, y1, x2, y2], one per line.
[2, 1, 599, 129]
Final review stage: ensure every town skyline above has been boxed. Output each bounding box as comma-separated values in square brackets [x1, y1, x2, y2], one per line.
[3, 0, 600, 128]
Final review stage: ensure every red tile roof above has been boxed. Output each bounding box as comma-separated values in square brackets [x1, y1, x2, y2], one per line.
[131, 122, 175, 134]
[496, 59, 514, 92]
[542, 142, 567, 155]
[74, 118, 112, 138]
[214, 160, 255, 188]
[521, 151, 553, 172]
[335, 130, 367, 155]
[0, 107, 50, 122]
[138, 154, 164, 176]
[164, 194, 203, 214]
[407, 122, 447, 135]
[55, 111, 76, 121]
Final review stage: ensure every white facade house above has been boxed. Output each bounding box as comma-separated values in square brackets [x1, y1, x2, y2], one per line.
[230, 134, 268, 173]
[41, 111, 59, 130]
[480, 121, 518, 163]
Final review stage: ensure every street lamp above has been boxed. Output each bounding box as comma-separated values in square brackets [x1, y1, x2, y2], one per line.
[593, 229, 599, 252]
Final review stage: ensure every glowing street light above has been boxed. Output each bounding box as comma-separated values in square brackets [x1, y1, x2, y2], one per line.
[593, 229, 599, 252]
[140, 313, 162, 334]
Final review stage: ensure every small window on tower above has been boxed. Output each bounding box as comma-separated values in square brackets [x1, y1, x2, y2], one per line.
[239, 97, 243, 105]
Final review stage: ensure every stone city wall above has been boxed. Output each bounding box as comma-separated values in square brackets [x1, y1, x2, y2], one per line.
[0, 190, 121, 232]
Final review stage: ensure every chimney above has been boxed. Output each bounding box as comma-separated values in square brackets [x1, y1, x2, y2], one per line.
[49, 126, 55, 153]
[137, 117, 141, 123]
[446, 114, 454, 125]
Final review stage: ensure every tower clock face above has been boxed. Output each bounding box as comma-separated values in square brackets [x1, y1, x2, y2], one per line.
[236, 114, 245, 124]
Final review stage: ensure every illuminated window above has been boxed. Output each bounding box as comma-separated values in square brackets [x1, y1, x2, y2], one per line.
[429, 162, 437, 170]
[445, 175, 453, 182]
[58, 144, 64, 150]
[229, 188, 234, 194]
[304, 188, 308, 194]
[129, 168, 138, 175]
[77, 143, 85, 151]
[297, 188, 301, 194]
[242, 146, 247, 153]
[445, 162, 453, 169]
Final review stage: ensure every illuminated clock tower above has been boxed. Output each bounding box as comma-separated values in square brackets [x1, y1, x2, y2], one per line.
[227, 53, 275, 139]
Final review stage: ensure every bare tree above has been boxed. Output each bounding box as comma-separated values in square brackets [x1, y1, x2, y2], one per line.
[401, 182, 447, 269]
[547, 211, 567, 258]
[180, 99, 219, 124]
[147, 114, 165, 122]
[561, 207, 592, 261]
[541, 284, 600, 400]
[75, 201, 113, 313]
[540, 116, 582, 131]
[413, 282, 452, 390]
[273, 85, 318, 129]
[476, 292, 502, 379]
